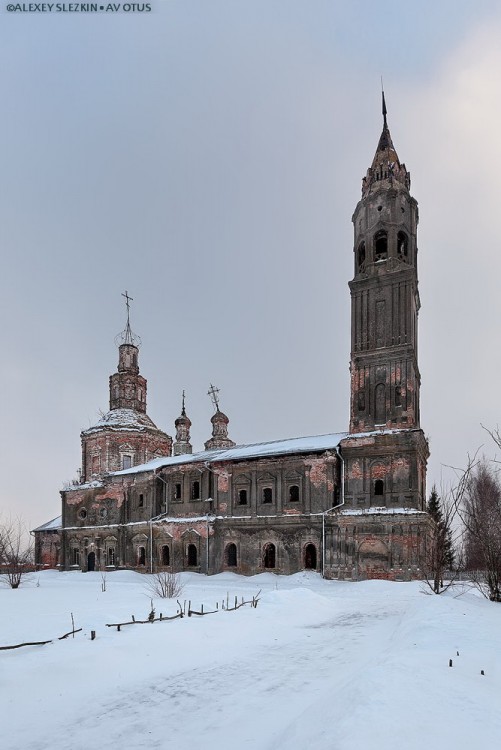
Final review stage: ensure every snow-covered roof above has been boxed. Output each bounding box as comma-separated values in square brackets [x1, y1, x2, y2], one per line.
[32, 516, 62, 533]
[112, 431, 353, 477]
[111, 427, 411, 478]
[82, 408, 165, 435]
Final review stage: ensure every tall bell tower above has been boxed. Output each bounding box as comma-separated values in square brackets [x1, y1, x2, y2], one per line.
[349, 93, 420, 433]
[341, 95, 428, 513]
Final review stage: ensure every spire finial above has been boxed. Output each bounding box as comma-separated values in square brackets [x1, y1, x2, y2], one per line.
[114, 290, 142, 348]
[207, 383, 220, 412]
[381, 78, 387, 127]
[181, 389, 186, 416]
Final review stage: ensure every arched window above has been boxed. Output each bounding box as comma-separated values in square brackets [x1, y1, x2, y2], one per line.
[357, 241, 366, 271]
[187, 544, 198, 567]
[374, 230, 388, 261]
[397, 231, 408, 260]
[374, 480, 384, 496]
[304, 543, 317, 570]
[138, 546, 146, 566]
[161, 545, 170, 566]
[263, 543, 276, 569]
[375, 383, 386, 424]
[289, 485, 300, 502]
[238, 489, 248, 505]
[226, 543, 237, 567]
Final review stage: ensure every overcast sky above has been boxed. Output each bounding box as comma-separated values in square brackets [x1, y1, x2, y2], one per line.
[1, 0, 501, 529]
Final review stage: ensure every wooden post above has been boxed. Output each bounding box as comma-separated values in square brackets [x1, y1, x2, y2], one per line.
[91, 631, 96, 641]
[449, 659, 453, 667]
[117, 625, 121, 632]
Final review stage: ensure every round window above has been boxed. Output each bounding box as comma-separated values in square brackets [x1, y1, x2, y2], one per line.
[78, 508, 87, 520]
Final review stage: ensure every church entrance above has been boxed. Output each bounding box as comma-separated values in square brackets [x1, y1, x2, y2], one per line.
[87, 551, 95, 572]
[304, 543, 317, 570]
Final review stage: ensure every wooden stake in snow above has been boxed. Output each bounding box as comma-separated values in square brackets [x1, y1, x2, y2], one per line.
[449, 659, 453, 667]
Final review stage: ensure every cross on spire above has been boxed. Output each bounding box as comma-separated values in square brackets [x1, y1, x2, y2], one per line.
[208, 383, 220, 412]
[182, 389, 186, 416]
[114, 290, 141, 348]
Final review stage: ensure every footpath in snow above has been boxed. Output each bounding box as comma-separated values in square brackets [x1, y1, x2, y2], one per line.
[1, 570, 500, 750]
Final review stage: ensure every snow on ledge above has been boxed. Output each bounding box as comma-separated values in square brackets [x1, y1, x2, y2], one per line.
[340, 507, 427, 516]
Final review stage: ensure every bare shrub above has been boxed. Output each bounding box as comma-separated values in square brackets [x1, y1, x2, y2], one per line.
[0, 517, 34, 589]
[147, 571, 184, 599]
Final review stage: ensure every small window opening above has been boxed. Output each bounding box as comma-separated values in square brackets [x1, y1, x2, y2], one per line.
[107, 547, 115, 566]
[187, 544, 198, 567]
[78, 508, 87, 520]
[161, 545, 170, 566]
[138, 546, 146, 566]
[377, 205, 382, 212]
[395, 386, 402, 406]
[238, 489, 248, 505]
[191, 481, 200, 500]
[138, 493, 144, 507]
[174, 483, 182, 500]
[289, 485, 300, 502]
[262, 487, 273, 504]
[226, 543, 237, 567]
[397, 231, 408, 260]
[374, 230, 388, 261]
[72, 548, 80, 566]
[374, 480, 384, 496]
[122, 455, 132, 470]
[263, 543, 276, 569]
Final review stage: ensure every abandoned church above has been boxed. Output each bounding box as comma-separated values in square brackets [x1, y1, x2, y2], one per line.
[34, 101, 431, 579]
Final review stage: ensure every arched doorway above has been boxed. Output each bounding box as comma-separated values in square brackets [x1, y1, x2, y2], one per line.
[87, 551, 95, 572]
[226, 543, 237, 567]
[304, 543, 317, 570]
[187, 544, 198, 567]
[263, 543, 276, 569]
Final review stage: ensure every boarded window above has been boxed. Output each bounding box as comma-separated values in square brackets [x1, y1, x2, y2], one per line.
[262, 487, 273, 504]
[226, 543, 237, 567]
[238, 489, 248, 505]
[263, 543, 276, 569]
[122, 455, 132, 470]
[375, 383, 386, 424]
[358, 241, 366, 271]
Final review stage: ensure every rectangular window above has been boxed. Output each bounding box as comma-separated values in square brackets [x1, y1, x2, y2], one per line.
[191, 480, 200, 500]
[174, 483, 182, 500]
[122, 455, 132, 470]
[238, 489, 248, 505]
[107, 548, 116, 566]
[72, 548, 80, 566]
[262, 487, 273, 504]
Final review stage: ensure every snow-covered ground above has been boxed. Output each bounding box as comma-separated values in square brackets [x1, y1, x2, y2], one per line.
[1, 571, 500, 750]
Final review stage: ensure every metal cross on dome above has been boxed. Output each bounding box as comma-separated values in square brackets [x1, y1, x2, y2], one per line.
[208, 383, 220, 412]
